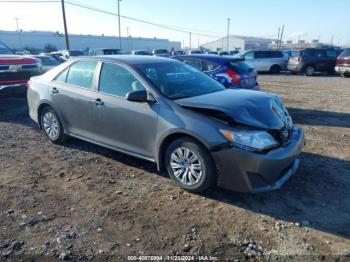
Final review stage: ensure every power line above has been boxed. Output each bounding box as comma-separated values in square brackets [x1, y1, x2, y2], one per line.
[65, 0, 223, 38]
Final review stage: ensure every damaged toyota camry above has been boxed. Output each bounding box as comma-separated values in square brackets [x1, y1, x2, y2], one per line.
[27, 56, 304, 193]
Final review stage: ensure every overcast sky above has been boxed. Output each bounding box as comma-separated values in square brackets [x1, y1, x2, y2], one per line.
[1, 0, 349, 47]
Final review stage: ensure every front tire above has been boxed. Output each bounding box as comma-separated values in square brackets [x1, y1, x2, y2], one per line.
[165, 137, 216, 192]
[40, 107, 67, 144]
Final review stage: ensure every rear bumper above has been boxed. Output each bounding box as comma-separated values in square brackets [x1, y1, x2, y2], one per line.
[212, 127, 304, 193]
[335, 66, 350, 74]
[288, 64, 303, 73]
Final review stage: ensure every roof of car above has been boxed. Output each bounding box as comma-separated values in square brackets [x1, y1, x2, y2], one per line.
[90, 55, 176, 65]
[173, 54, 235, 63]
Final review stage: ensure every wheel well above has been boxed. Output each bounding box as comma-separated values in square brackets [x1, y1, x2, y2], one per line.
[270, 64, 281, 71]
[37, 103, 51, 128]
[157, 133, 209, 171]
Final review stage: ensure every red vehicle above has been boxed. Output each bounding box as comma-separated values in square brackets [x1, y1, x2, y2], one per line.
[0, 41, 40, 95]
[335, 48, 350, 77]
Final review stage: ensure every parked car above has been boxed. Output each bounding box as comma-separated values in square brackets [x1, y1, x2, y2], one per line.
[58, 49, 85, 59]
[152, 49, 170, 57]
[171, 50, 186, 56]
[174, 54, 259, 90]
[287, 48, 340, 76]
[0, 41, 40, 95]
[33, 55, 61, 73]
[27, 56, 304, 193]
[234, 50, 287, 74]
[188, 50, 203, 54]
[89, 48, 122, 56]
[219, 51, 229, 56]
[229, 51, 239, 55]
[131, 50, 151, 56]
[335, 48, 350, 77]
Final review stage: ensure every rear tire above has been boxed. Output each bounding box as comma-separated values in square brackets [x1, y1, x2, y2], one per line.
[165, 137, 216, 192]
[40, 107, 67, 144]
[304, 65, 315, 76]
[270, 65, 281, 74]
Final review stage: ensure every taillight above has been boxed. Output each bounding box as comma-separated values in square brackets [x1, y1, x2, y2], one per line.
[226, 69, 241, 84]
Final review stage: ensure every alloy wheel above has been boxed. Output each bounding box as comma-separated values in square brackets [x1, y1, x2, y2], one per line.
[170, 147, 203, 186]
[43, 111, 60, 140]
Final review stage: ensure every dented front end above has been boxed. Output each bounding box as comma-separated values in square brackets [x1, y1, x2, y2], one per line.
[175, 89, 305, 192]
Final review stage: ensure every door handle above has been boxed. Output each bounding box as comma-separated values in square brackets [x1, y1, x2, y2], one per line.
[93, 98, 104, 106]
[51, 87, 59, 94]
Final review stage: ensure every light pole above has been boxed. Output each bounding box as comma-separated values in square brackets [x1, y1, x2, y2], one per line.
[14, 17, 23, 50]
[226, 18, 230, 52]
[61, 0, 70, 50]
[117, 0, 122, 49]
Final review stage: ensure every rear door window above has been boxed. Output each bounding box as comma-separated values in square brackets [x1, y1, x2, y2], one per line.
[255, 51, 268, 59]
[66, 61, 97, 89]
[202, 60, 220, 71]
[270, 51, 283, 58]
[180, 58, 203, 71]
[99, 63, 145, 97]
[312, 50, 326, 58]
[55, 68, 69, 83]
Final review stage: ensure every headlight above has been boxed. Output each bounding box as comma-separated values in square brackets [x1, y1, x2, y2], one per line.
[219, 129, 279, 152]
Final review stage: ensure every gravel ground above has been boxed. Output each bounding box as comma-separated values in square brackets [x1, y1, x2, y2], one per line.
[0, 74, 350, 261]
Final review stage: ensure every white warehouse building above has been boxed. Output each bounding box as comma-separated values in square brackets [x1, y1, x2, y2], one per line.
[201, 35, 275, 51]
[0, 30, 181, 52]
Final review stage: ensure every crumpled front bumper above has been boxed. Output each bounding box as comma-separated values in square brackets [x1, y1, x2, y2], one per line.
[212, 127, 304, 193]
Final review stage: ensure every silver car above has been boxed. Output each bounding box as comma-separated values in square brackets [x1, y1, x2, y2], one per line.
[235, 50, 288, 73]
[27, 56, 304, 193]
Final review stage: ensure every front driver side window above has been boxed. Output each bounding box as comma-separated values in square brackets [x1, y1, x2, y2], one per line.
[99, 63, 145, 97]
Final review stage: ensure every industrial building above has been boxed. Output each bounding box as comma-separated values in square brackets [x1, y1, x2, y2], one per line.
[0, 30, 181, 52]
[200, 35, 275, 52]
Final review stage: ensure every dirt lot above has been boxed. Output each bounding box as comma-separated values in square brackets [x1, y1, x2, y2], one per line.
[0, 74, 350, 261]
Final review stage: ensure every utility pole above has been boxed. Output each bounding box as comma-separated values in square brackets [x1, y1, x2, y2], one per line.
[279, 25, 285, 49]
[117, 0, 122, 49]
[14, 17, 23, 50]
[126, 27, 130, 51]
[330, 35, 334, 46]
[226, 18, 230, 52]
[189, 32, 192, 50]
[61, 0, 70, 50]
[277, 27, 280, 48]
[197, 38, 200, 49]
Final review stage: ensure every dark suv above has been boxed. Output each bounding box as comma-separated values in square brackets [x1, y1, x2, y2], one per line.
[335, 49, 350, 77]
[288, 48, 340, 76]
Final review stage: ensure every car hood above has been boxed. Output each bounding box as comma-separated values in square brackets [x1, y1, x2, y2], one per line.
[175, 89, 287, 129]
[0, 54, 38, 65]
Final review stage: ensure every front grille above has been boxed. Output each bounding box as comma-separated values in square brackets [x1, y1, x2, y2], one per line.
[0, 72, 33, 81]
[22, 64, 39, 69]
[0, 65, 10, 71]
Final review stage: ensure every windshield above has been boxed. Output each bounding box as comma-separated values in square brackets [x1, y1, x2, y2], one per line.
[69, 50, 84, 56]
[135, 61, 225, 100]
[135, 51, 150, 55]
[37, 56, 59, 66]
[103, 49, 121, 55]
[154, 49, 169, 54]
[0, 43, 13, 54]
[340, 49, 350, 57]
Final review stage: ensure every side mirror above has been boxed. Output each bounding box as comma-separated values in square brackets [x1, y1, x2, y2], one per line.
[126, 90, 151, 103]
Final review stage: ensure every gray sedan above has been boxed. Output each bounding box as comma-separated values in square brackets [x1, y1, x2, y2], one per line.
[27, 56, 304, 193]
